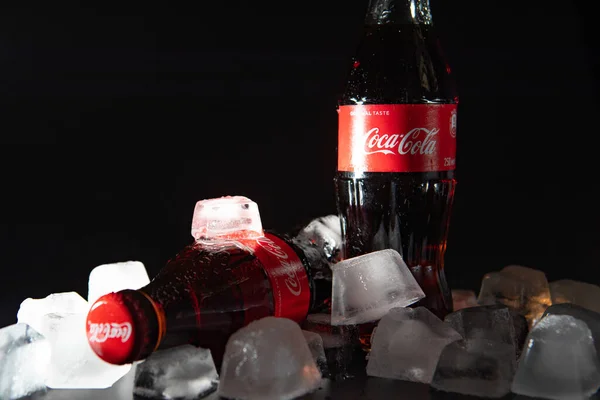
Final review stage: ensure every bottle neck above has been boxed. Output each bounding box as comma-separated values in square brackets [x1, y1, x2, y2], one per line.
[365, 0, 432, 25]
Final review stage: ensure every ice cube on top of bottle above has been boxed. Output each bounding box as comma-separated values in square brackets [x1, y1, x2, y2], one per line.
[134, 345, 218, 400]
[218, 316, 321, 400]
[331, 249, 425, 325]
[511, 314, 600, 399]
[366, 307, 462, 384]
[477, 265, 552, 327]
[16, 292, 131, 389]
[549, 279, 600, 314]
[88, 261, 150, 305]
[191, 195, 264, 241]
[0, 323, 51, 400]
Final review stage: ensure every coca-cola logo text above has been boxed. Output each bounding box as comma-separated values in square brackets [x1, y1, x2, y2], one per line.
[362, 127, 438, 156]
[256, 237, 302, 297]
[88, 322, 132, 343]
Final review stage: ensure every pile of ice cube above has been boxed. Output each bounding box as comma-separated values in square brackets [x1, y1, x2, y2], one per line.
[3, 194, 600, 400]
[364, 265, 600, 400]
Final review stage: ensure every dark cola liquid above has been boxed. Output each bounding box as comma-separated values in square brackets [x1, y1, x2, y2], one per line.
[336, 23, 458, 319]
[141, 241, 275, 365]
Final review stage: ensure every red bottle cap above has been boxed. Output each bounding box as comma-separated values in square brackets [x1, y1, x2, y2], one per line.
[86, 292, 137, 365]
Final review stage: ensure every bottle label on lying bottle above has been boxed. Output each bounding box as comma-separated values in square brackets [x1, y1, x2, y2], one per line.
[250, 233, 311, 323]
[338, 104, 457, 173]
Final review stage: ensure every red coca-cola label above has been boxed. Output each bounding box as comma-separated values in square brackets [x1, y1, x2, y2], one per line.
[250, 233, 311, 323]
[338, 104, 457, 172]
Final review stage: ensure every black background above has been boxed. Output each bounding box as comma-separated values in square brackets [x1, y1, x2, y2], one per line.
[0, 0, 597, 329]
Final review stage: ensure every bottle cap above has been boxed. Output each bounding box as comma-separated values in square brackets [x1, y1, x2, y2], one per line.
[86, 291, 147, 365]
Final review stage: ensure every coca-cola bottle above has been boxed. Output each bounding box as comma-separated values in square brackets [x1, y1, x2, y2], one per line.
[335, 0, 458, 319]
[85, 198, 336, 367]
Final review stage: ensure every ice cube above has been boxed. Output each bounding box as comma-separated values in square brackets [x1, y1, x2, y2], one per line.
[0, 323, 51, 399]
[88, 260, 150, 305]
[451, 289, 478, 311]
[302, 313, 363, 381]
[366, 307, 462, 384]
[294, 215, 342, 263]
[134, 345, 218, 399]
[542, 303, 600, 358]
[302, 330, 330, 378]
[444, 304, 518, 361]
[477, 265, 552, 327]
[16, 292, 131, 389]
[218, 316, 321, 400]
[191, 195, 263, 240]
[431, 339, 516, 398]
[549, 279, 600, 314]
[331, 249, 425, 325]
[511, 314, 600, 399]
[17, 292, 90, 329]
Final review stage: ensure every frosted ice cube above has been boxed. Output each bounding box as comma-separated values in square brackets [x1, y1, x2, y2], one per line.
[218, 317, 321, 400]
[302, 330, 330, 378]
[542, 303, 600, 358]
[16, 292, 131, 389]
[431, 339, 516, 398]
[294, 215, 342, 263]
[549, 279, 600, 314]
[366, 307, 462, 384]
[88, 260, 150, 305]
[134, 345, 218, 399]
[444, 304, 518, 361]
[477, 265, 552, 327]
[331, 249, 425, 325]
[191, 195, 263, 240]
[451, 289, 478, 311]
[17, 292, 90, 329]
[511, 314, 600, 399]
[32, 362, 138, 400]
[0, 323, 51, 399]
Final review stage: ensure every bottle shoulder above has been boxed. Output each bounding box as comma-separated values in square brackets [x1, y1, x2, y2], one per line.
[340, 24, 458, 105]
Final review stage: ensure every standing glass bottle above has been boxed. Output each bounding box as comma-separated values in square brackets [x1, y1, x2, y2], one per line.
[335, 0, 458, 319]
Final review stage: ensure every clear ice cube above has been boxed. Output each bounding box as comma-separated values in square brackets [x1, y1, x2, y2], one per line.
[542, 303, 600, 359]
[331, 249, 425, 325]
[477, 265, 552, 327]
[302, 330, 330, 378]
[431, 339, 516, 398]
[87, 260, 150, 305]
[218, 316, 321, 400]
[444, 304, 518, 361]
[511, 314, 600, 399]
[0, 323, 51, 399]
[451, 289, 478, 311]
[134, 345, 218, 399]
[366, 307, 462, 384]
[191, 195, 263, 240]
[294, 215, 342, 263]
[549, 279, 600, 314]
[16, 292, 131, 389]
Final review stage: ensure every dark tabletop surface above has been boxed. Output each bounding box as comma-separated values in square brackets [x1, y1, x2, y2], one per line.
[24, 365, 594, 400]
